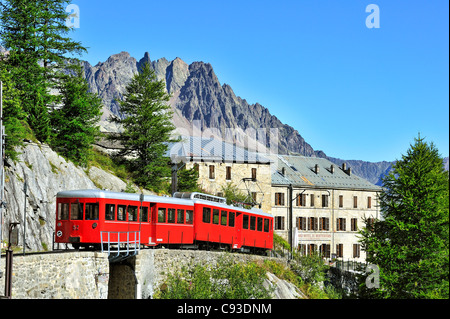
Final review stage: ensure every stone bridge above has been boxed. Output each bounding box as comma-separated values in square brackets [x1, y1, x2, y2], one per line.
[1, 249, 279, 299]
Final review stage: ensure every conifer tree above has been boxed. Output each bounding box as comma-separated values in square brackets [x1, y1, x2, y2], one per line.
[359, 135, 449, 298]
[109, 63, 177, 191]
[0, 0, 86, 142]
[0, 60, 27, 160]
[50, 63, 102, 166]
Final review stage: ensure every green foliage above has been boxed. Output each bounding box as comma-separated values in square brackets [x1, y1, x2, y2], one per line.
[156, 255, 273, 299]
[221, 182, 251, 208]
[0, 0, 87, 143]
[108, 63, 177, 192]
[49, 64, 102, 166]
[359, 135, 449, 299]
[176, 165, 200, 192]
[0, 60, 27, 160]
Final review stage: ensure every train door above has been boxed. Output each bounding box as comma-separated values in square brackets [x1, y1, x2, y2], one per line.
[233, 212, 242, 249]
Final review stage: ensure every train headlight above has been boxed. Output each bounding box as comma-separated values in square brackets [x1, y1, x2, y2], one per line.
[56, 230, 63, 237]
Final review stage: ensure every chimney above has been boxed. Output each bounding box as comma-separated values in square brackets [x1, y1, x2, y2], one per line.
[281, 167, 285, 176]
[330, 164, 334, 174]
[342, 163, 347, 171]
[315, 164, 320, 174]
[347, 167, 352, 176]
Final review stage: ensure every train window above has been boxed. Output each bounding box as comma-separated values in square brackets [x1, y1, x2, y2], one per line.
[140, 207, 148, 222]
[85, 203, 99, 220]
[128, 206, 138, 222]
[105, 204, 115, 221]
[221, 210, 227, 226]
[250, 216, 256, 230]
[158, 208, 166, 223]
[168, 208, 176, 223]
[118, 205, 127, 221]
[71, 202, 83, 220]
[213, 209, 219, 225]
[186, 210, 193, 224]
[264, 219, 270, 232]
[58, 203, 69, 220]
[243, 214, 249, 229]
[203, 207, 211, 223]
[229, 212, 235, 227]
[257, 217, 263, 231]
[177, 209, 185, 224]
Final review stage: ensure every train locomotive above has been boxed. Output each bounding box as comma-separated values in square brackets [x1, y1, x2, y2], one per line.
[54, 190, 274, 254]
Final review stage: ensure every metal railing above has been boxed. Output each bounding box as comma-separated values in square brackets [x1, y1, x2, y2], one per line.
[101, 231, 140, 262]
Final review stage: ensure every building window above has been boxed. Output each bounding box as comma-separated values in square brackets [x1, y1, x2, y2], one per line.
[337, 218, 346, 231]
[297, 217, 307, 230]
[308, 217, 318, 231]
[308, 244, 316, 256]
[251, 168, 257, 181]
[319, 217, 329, 231]
[336, 244, 344, 258]
[275, 192, 285, 206]
[320, 244, 331, 258]
[209, 165, 215, 179]
[298, 244, 306, 256]
[339, 195, 343, 208]
[351, 218, 358, 231]
[353, 244, 361, 258]
[296, 193, 306, 207]
[275, 216, 285, 230]
[353, 196, 358, 208]
[322, 194, 329, 207]
[310, 194, 315, 207]
[226, 166, 232, 180]
[367, 196, 372, 209]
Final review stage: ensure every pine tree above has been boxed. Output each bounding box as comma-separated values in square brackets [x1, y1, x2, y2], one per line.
[50, 63, 102, 166]
[109, 63, 177, 191]
[359, 135, 449, 298]
[0, 0, 86, 142]
[0, 59, 27, 160]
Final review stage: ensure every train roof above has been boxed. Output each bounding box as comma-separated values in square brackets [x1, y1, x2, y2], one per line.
[56, 189, 273, 218]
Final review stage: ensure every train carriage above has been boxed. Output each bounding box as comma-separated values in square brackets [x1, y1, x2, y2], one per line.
[54, 190, 273, 253]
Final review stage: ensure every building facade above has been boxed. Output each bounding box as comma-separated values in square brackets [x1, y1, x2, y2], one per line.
[169, 136, 273, 214]
[169, 137, 381, 262]
[271, 155, 381, 262]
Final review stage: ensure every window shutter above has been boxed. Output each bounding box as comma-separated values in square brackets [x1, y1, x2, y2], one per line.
[325, 218, 329, 231]
[343, 218, 346, 231]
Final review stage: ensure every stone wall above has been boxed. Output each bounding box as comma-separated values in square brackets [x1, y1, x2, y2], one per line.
[1, 249, 294, 299]
[0, 251, 109, 299]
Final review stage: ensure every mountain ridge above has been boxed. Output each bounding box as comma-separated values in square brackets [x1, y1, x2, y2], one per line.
[81, 51, 448, 185]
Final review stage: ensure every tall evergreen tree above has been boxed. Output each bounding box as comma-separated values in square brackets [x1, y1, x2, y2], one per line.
[0, 59, 27, 160]
[109, 63, 177, 191]
[50, 63, 102, 166]
[0, 0, 86, 142]
[359, 135, 449, 299]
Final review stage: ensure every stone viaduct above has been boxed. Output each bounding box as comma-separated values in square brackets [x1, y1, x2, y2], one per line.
[0, 249, 276, 299]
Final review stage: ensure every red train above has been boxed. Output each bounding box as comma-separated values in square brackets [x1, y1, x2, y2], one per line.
[54, 190, 273, 254]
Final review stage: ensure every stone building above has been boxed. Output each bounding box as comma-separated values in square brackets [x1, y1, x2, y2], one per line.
[270, 155, 381, 262]
[168, 136, 273, 214]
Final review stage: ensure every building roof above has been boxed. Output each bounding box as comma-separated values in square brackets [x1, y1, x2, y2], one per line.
[168, 136, 272, 164]
[270, 155, 381, 191]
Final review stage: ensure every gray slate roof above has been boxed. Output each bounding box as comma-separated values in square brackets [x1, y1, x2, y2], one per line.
[271, 155, 381, 191]
[168, 136, 272, 164]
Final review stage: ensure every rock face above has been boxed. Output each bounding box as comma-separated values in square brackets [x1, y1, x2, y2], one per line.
[2, 142, 143, 251]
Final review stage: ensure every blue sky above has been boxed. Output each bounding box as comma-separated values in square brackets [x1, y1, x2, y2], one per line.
[70, 0, 449, 162]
